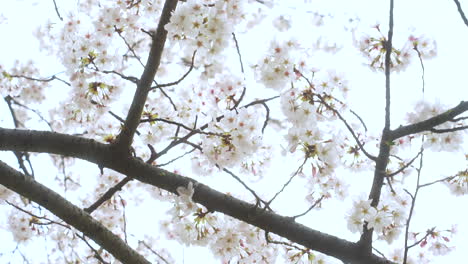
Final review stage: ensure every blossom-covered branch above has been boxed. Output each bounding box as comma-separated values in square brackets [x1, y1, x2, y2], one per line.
[360, 0, 395, 253]
[0, 128, 394, 264]
[114, 0, 179, 151]
[390, 101, 468, 140]
[0, 161, 150, 264]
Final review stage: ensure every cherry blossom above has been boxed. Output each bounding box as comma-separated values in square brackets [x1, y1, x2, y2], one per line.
[1, 0, 468, 263]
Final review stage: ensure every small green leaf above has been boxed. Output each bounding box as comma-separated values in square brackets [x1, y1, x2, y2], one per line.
[2, 71, 12, 81]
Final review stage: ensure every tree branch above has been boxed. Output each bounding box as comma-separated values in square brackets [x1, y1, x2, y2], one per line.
[150, 50, 196, 90]
[84, 177, 133, 213]
[384, 0, 394, 132]
[0, 160, 150, 264]
[359, 0, 394, 253]
[114, 0, 179, 152]
[0, 128, 394, 264]
[453, 0, 468, 27]
[52, 0, 63, 21]
[390, 101, 468, 140]
[403, 138, 424, 264]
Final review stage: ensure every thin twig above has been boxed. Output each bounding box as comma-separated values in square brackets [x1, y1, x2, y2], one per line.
[84, 177, 133, 213]
[101, 70, 139, 84]
[231, 32, 245, 74]
[387, 149, 423, 177]
[453, 0, 468, 27]
[153, 95, 280, 160]
[151, 50, 197, 90]
[115, 25, 145, 67]
[350, 109, 368, 132]
[156, 86, 178, 111]
[317, 93, 377, 161]
[430, 125, 468, 133]
[412, 46, 425, 94]
[223, 168, 268, 207]
[6, 201, 69, 229]
[230, 32, 247, 110]
[139, 241, 171, 264]
[6, 96, 53, 129]
[265, 231, 303, 251]
[291, 195, 324, 219]
[242, 96, 280, 108]
[418, 175, 456, 189]
[403, 136, 424, 264]
[109, 111, 141, 136]
[296, 71, 376, 161]
[268, 158, 308, 204]
[52, 0, 63, 21]
[259, 101, 271, 133]
[4, 96, 35, 178]
[9, 73, 70, 86]
[156, 147, 197, 167]
[406, 227, 436, 250]
[146, 144, 158, 164]
[119, 195, 128, 243]
[76, 233, 111, 264]
[450, 116, 468, 122]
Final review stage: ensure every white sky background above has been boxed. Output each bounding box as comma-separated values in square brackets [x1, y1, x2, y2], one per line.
[1, 0, 468, 263]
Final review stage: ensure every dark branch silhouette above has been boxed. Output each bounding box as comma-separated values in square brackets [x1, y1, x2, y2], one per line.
[0, 160, 150, 264]
[114, 0, 179, 152]
[0, 127, 394, 264]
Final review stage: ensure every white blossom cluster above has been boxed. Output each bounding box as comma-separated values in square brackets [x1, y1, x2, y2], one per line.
[47, 227, 83, 263]
[0, 185, 13, 202]
[136, 236, 175, 264]
[199, 107, 264, 169]
[346, 193, 407, 244]
[175, 73, 246, 122]
[357, 25, 437, 72]
[141, 75, 268, 173]
[0, 61, 47, 104]
[406, 100, 465, 152]
[278, 71, 352, 200]
[6, 209, 35, 243]
[255, 39, 302, 91]
[86, 173, 138, 233]
[345, 190, 455, 259]
[165, 0, 245, 64]
[284, 247, 330, 264]
[407, 34, 437, 59]
[1, 0, 467, 263]
[162, 182, 278, 263]
[409, 225, 457, 260]
[33, 1, 167, 136]
[444, 168, 468, 196]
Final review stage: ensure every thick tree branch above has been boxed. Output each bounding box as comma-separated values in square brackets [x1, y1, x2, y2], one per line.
[389, 101, 468, 140]
[114, 0, 179, 152]
[0, 160, 150, 264]
[0, 128, 394, 264]
[359, 0, 394, 252]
